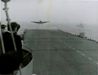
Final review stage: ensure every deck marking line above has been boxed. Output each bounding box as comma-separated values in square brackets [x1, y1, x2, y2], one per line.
[80, 53, 86, 56]
[88, 57, 93, 61]
[65, 46, 95, 63]
[32, 74, 37, 75]
[76, 50, 81, 53]
[96, 63, 98, 65]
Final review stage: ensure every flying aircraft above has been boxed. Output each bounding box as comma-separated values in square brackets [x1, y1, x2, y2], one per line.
[32, 20, 48, 24]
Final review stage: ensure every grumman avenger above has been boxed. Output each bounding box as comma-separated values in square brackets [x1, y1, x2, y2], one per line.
[32, 20, 48, 24]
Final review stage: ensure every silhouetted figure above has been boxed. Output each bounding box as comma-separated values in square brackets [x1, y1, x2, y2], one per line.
[0, 22, 23, 74]
[0, 22, 32, 75]
[1, 24, 6, 30]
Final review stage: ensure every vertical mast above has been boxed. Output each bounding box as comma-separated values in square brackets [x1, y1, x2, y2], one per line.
[0, 22, 5, 54]
[1, 0, 17, 52]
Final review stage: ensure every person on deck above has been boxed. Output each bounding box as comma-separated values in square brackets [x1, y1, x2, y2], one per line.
[0, 22, 23, 75]
[1, 24, 6, 33]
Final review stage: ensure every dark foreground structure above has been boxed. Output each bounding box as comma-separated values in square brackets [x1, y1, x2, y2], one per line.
[23, 29, 98, 75]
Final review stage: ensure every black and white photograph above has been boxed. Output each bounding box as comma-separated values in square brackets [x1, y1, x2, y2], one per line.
[0, 0, 98, 75]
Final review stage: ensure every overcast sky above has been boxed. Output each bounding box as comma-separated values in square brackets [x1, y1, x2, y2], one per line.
[0, 0, 98, 40]
[0, 0, 98, 24]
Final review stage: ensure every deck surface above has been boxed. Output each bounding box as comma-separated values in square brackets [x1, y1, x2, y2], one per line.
[23, 29, 98, 75]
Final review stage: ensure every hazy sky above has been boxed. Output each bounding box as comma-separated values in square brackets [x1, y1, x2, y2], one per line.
[0, 0, 98, 25]
[0, 0, 98, 40]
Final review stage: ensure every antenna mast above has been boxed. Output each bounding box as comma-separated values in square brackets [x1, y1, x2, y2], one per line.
[1, 0, 17, 52]
[2, 0, 10, 25]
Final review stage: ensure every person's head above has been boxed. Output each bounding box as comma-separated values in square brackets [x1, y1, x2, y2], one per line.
[8, 22, 20, 33]
[1, 24, 6, 30]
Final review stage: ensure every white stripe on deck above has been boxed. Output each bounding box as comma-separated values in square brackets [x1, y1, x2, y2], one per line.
[80, 52, 86, 56]
[76, 50, 81, 54]
[32, 74, 37, 75]
[88, 57, 93, 61]
[96, 63, 98, 65]
[67, 46, 96, 64]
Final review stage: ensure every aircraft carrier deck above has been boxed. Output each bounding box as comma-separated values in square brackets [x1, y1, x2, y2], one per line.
[23, 29, 98, 75]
